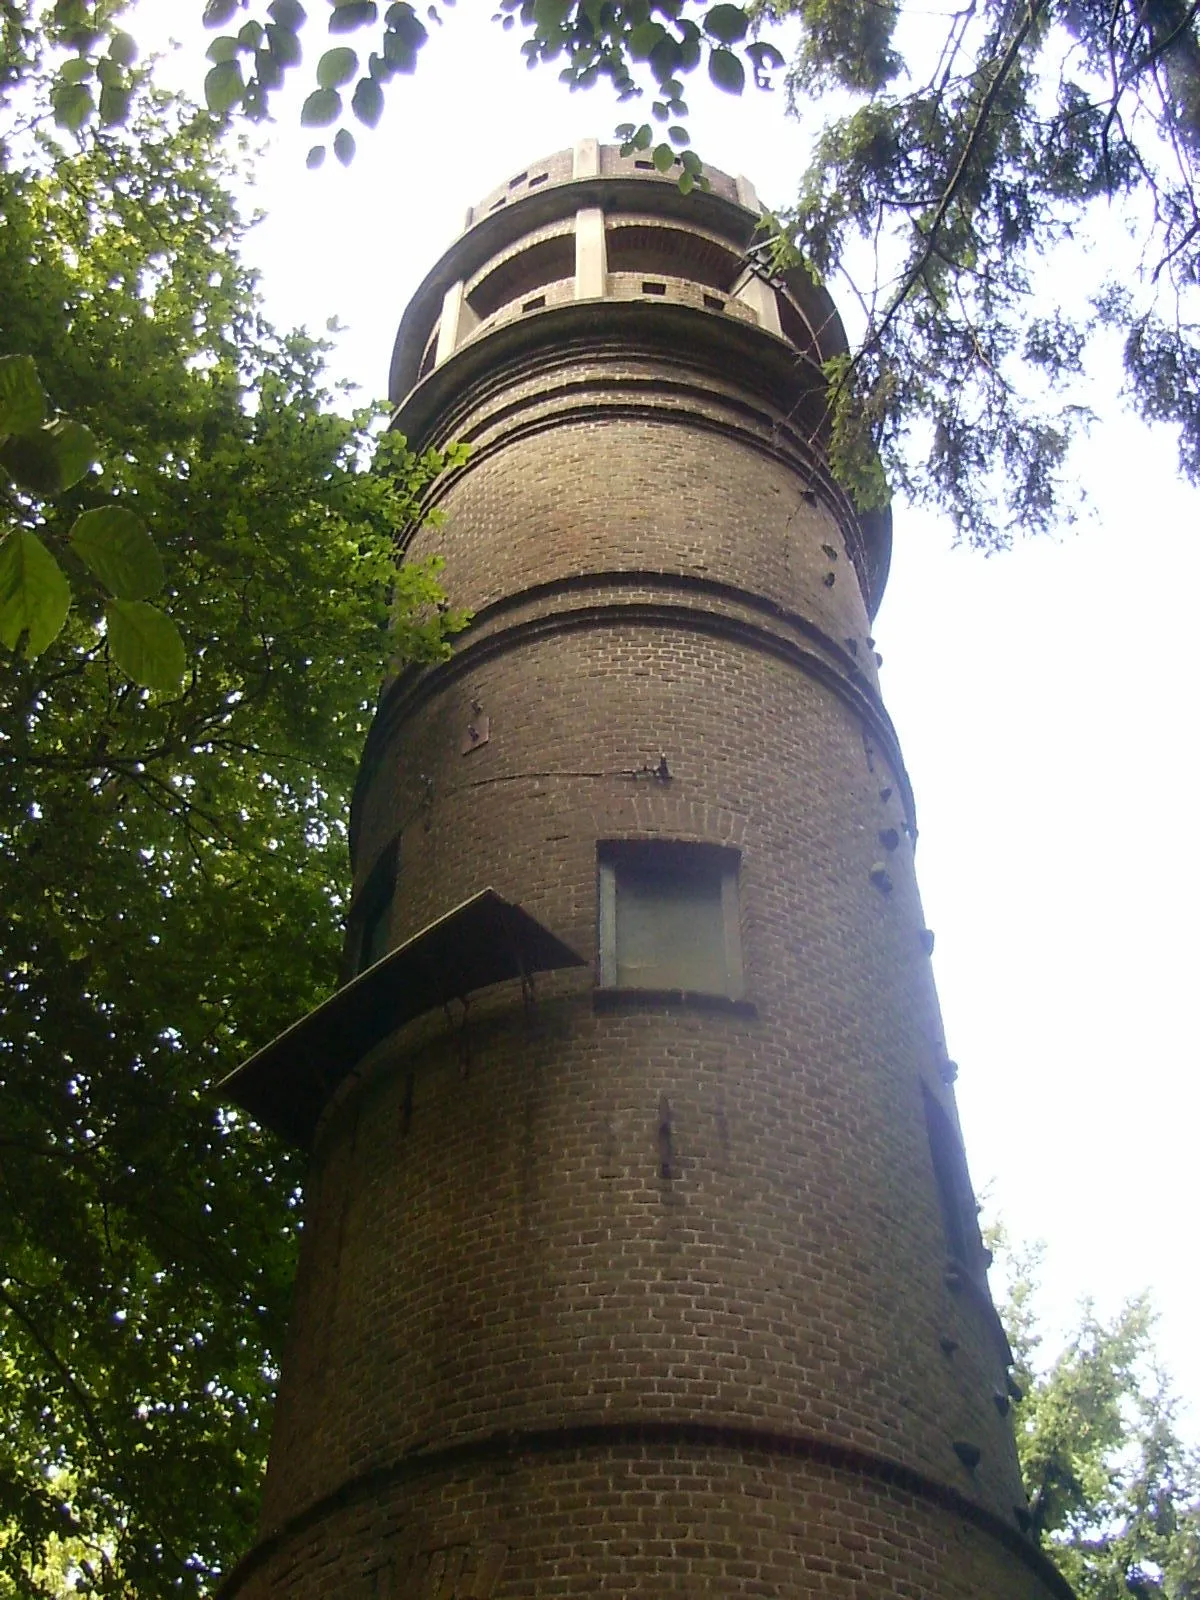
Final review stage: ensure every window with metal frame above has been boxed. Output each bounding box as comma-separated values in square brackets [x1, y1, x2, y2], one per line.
[597, 840, 743, 997]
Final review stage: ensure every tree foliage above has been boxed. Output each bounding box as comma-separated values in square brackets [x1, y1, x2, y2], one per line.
[13, 0, 1198, 547]
[0, 75, 466, 1598]
[1, 351, 188, 689]
[997, 1239, 1200, 1599]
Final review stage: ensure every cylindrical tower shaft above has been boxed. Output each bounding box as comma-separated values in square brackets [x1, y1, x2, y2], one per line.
[221, 141, 1070, 1600]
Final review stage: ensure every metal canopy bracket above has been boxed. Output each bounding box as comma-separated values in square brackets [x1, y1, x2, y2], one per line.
[218, 889, 584, 1147]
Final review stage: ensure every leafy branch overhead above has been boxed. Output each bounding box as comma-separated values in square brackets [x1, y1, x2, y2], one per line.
[28, 0, 1200, 546]
[0, 356, 186, 691]
[200, 0, 785, 170]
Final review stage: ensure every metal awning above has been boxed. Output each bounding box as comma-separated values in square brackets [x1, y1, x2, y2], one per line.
[218, 889, 585, 1147]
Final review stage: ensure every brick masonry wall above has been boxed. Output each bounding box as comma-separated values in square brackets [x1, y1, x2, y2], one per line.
[239, 1445, 1062, 1599]
[226, 268, 1064, 1599]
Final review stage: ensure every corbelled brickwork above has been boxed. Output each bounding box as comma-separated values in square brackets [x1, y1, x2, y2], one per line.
[221, 144, 1070, 1599]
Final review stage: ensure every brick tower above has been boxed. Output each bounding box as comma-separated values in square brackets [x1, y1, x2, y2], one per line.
[221, 142, 1071, 1600]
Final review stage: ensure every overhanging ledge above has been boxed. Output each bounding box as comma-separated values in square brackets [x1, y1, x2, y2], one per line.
[218, 889, 585, 1148]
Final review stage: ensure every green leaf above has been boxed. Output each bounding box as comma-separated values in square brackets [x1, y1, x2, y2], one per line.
[268, 0, 307, 26]
[652, 141, 675, 172]
[668, 123, 690, 144]
[70, 507, 164, 600]
[745, 39, 784, 75]
[265, 22, 302, 64]
[108, 29, 137, 65]
[255, 47, 284, 88]
[628, 19, 666, 58]
[98, 83, 132, 124]
[205, 58, 245, 112]
[105, 599, 186, 691]
[703, 3, 747, 43]
[0, 531, 72, 657]
[238, 19, 264, 47]
[0, 355, 46, 435]
[0, 418, 97, 496]
[206, 33, 239, 61]
[350, 75, 383, 125]
[707, 45, 745, 92]
[329, 0, 377, 30]
[52, 77, 94, 130]
[333, 126, 356, 164]
[649, 35, 682, 83]
[306, 142, 327, 167]
[382, 30, 418, 67]
[59, 55, 93, 83]
[301, 87, 341, 125]
[384, 3, 427, 51]
[677, 27, 701, 69]
[43, 418, 97, 490]
[316, 46, 358, 86]
[202, 0, 240, 25]
[532, 0, 572, 28]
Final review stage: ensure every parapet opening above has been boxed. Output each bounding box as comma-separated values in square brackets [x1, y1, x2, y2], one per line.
[777, 291, 822, 360]
[468, 232, 576, 321]
[607, 222, 741, 293]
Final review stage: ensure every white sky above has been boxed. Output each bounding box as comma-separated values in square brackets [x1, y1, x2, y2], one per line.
[136, 2, 1199, 1431]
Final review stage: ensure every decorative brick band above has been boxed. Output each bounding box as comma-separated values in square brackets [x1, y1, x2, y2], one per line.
[354, 583, 916, 851]
[402, 332, 878, 606]
[216, 1418, 1072, 1600]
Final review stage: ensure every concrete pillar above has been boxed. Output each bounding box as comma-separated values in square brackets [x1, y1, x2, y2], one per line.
[731, 270, 783, 336]
[434, 279, 476, 365]
[735, 173, 760, 212]
[573, 137, 600, 178]
[575, 207, 607, 300]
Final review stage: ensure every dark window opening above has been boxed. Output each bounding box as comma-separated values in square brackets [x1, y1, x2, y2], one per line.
[508, 170, 529, 189]
[359, 896, 391, 973]
[778, 292, 819, 357]
[634, 159, 655, 170]
[642, 280, 667, 296]
[607, 223, 741, 292]
[922, 1086, 982, 1271]
[347, 839, 399, 978]
[703, 293, 725, 311]
[522, 294, 546, 312]
[489, 196, 506, 211]
[468, 232, 576, 320]
[528, 172, 549, 188]
[598, 841, 742, 997]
